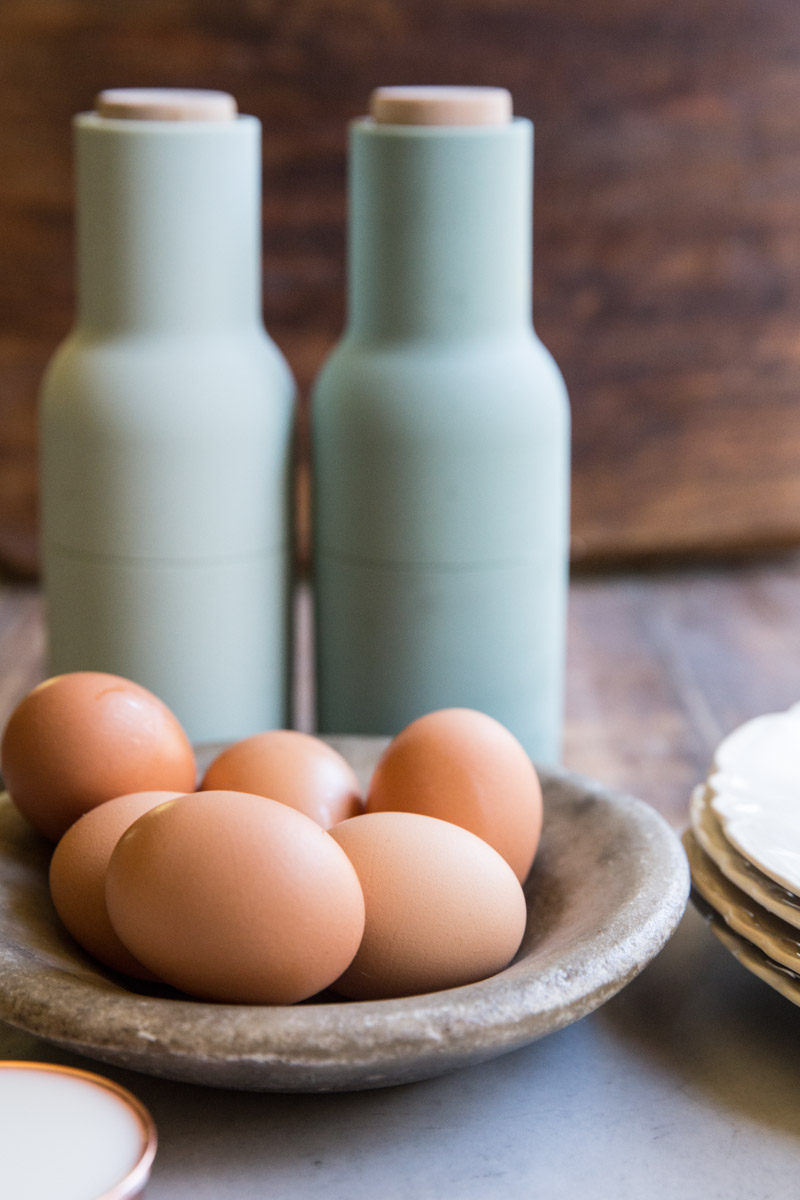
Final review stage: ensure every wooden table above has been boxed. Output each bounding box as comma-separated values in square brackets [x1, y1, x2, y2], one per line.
[3, 556, 800, 826]
[1, 558, 800, 1197]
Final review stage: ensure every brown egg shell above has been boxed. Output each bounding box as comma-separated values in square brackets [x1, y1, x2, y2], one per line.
[366, 707, 543, 882]
[105, 790, 366, 1005]
[330, 810, 528, 1001]
[201, 730, 363, 828]
[1, 672, 196, 841]
[49, 790, 185, 979]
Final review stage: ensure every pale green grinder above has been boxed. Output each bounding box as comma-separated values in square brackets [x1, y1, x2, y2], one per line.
[40, 90, 295, 743]
[312, 88, 571, 761]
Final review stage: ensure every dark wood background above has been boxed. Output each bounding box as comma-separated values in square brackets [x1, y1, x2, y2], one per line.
[3, 0, 800, 578]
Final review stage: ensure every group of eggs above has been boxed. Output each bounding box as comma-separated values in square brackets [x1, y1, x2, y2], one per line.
[0, 672, 543, 1005]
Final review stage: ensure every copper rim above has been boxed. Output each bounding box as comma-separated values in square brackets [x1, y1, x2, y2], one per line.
[0, 1061, 157, 1199]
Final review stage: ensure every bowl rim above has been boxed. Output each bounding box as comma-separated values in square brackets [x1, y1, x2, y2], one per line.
[0, 761, 690, 1090]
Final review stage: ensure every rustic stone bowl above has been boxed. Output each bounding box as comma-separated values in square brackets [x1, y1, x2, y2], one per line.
[0, 745, 689, 1092]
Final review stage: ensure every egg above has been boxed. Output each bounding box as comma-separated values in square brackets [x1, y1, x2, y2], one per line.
[49, 790, 184, 979]
[1, 672, 196, 841]
[201, 730, 363, 828]
[105, 790, 366, 1004]
[330, 811, 527, 1000]
[366, 708, 543, 882]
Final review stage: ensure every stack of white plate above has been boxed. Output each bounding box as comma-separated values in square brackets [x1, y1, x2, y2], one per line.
[685, 703, 800, 1003]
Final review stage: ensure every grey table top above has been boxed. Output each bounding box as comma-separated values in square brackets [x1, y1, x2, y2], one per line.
[1, 903, 797, 1199]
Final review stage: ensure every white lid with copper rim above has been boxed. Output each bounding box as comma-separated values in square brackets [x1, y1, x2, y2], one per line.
[0, 1061, 157, 1199]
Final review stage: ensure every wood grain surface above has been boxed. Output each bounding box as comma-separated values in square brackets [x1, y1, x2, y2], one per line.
[2, 1, 800, 576]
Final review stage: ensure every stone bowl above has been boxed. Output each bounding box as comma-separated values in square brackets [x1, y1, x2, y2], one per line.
[0, 747, 689, 1092]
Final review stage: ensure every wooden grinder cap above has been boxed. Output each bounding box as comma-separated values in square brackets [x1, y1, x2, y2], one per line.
[95, 88, 238, 122]
[370, 86, 512, 126]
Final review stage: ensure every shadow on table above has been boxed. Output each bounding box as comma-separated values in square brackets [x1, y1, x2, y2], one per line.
[3, 1018, 560, 1193]
[598, 903, 800, 1138]
[10, 902, 800, 1192]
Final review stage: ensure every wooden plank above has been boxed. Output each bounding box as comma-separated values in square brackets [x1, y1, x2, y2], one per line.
[3, 555, 800, 832]
[0, 584, 43, 717]
[565, 556, 800, 824]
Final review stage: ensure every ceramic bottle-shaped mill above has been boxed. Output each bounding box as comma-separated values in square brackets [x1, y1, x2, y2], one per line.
[39, 89, 295, 743]
[312, 86, 571, 761]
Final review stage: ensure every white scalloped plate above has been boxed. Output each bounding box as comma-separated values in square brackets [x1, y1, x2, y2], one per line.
[689, 785, 800, 929]
[708, 703, 800, 894]
[684, 830, 800, 973]
[697, 897, 800, 1010]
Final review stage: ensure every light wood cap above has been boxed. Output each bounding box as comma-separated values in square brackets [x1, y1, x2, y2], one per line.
[95, 88, 238, 122]
[370, 86, 512, 127]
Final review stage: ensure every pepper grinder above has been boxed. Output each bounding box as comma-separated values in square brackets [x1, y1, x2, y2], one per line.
[40, 88, 295, 743]
[311, 86, 570, 761]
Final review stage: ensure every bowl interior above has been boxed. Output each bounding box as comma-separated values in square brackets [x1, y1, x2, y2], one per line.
[0, 746, 689, 1091]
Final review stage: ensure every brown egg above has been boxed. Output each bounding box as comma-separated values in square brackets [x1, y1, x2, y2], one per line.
[49, 790, 184, 979]
[105, 790, 366, 1004]
[366, 708, 543, 882]
[201, 730, 363, 828]
[0, 672, 197, 841]
[330, 811, 527, 1000]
